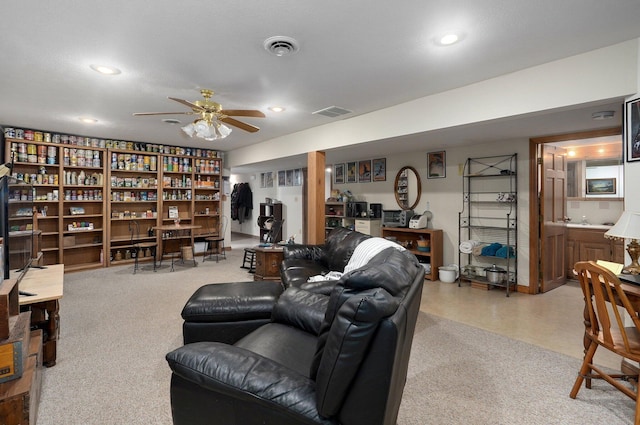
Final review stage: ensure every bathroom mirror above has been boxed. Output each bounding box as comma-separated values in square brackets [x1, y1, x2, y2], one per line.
[567, 158, 623, 199]
[394, 166, 421, 210]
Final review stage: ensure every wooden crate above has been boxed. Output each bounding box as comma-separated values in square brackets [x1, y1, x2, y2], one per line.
[0, 330, 42, 425]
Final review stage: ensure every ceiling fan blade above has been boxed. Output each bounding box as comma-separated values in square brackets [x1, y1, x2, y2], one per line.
[133, 111, 194, 116]
[220, 117, 260, 133]
[168, 97, 205, 111]
[220, 109, 266, 118]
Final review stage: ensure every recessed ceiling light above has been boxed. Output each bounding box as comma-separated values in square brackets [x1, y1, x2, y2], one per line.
[79, 117, 97, 124]
[269, 106, 285, 113]
[568, 151, 576, 157]
[440, 33, 459, 45]
[90, 64, 121, 75]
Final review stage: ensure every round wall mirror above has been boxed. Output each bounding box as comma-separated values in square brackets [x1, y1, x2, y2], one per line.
[394, 166, 421, 210]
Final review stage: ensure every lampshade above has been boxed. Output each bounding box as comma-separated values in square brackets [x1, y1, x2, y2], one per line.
[181, 119, 232, 141]
[605, 211, 640, 275]
[605, 211, 640, 240]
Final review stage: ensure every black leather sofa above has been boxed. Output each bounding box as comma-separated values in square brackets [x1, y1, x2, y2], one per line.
[280, 227, 371, 291]
[166, 245, 425, 425]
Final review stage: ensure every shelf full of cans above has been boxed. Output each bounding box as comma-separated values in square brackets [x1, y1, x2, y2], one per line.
[4, 126, 224, 159]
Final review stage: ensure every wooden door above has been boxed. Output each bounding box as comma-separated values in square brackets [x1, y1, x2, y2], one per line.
[540, 144, 567, 292]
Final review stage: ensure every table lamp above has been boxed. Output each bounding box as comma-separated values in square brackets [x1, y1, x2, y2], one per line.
[605, 211, 640, 275]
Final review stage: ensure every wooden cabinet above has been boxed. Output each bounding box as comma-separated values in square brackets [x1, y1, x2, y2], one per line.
[381, 228, 443, 281]
[566, 227, 624, 278]
[5, 134, 223, 271]
[254, 246, 284, 281]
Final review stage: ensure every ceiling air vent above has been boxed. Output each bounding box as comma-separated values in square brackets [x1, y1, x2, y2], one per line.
[264, 36, 299, 57]
[312, 106, 353, 118]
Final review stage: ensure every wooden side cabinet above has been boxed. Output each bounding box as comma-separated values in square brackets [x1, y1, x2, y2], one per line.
[566, 227, 624, 278]
[254, 246, 284, 281]
[380, 228, 443, 281]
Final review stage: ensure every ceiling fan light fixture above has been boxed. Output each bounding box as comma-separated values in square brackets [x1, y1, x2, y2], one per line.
[182, 119, 232, 141]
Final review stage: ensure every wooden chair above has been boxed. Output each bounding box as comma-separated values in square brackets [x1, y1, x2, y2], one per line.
[128, 221, 157, 274]
[570, 261, 640, 424]
[203, 216, 228, 263]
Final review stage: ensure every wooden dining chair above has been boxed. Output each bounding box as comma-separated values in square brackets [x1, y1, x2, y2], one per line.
[570, 260, 640, 424]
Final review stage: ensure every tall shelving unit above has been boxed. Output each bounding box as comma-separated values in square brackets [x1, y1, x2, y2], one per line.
[5, 134, 223, 272]
[458, 154, 517, 296]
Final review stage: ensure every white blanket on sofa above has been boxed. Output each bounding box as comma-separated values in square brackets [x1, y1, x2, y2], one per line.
[342, 237, 406, 274]
[306, 237, 406, 282]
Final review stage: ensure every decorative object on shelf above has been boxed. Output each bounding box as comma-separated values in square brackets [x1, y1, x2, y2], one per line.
[133, 89, 265, 141]
[427, 151, 446, 179]
[168, 206, 179, 219]
[605, 211, 640, 275]
[69, 206, 85, 215]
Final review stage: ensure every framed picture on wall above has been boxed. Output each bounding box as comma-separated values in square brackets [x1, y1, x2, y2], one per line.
[372, 158, 386, 181]
[427, 151, 446, 178]
[278, 170, 286, 186]
[334, 163, 345, 184]
[586, 178, 616, 194]
[625, 96, 640, 162]
[346, 161, 357, 183]
[358, 160, 371, 182]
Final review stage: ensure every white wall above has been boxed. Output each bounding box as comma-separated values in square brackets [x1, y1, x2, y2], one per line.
[228, 40, 638, 169]
[229, 170, 303, 243]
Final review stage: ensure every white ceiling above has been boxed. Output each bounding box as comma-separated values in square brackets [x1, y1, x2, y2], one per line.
[2, 1, 639, 171]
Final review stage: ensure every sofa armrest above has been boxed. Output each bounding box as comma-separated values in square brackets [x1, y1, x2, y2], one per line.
[283, 244, 327, 262]
[167, 342, 329, 423]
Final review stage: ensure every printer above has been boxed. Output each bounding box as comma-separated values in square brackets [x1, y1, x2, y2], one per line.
[409, 211, 433, 229]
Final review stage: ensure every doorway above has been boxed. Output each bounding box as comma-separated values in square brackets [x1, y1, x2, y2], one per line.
[528, 127, 622, 294]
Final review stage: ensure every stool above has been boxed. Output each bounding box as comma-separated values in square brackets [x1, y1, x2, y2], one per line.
[181, 281, 284, 345]
[241, 248, 256, 273]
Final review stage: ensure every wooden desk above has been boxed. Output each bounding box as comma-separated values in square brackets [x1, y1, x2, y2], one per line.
[254, 246, 284, 281]
[18, 264, 64, 367]
[154, 224, 201, 270]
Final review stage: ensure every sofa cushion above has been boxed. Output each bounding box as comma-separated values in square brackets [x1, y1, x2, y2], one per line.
[310, 248, 422, 379]
[271, 288, 329, 335]
[280, 259, 330, 289]
[314, 287, 398, 417]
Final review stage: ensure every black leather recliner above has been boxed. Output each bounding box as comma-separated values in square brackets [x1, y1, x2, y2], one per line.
[166, 246, 425, 425]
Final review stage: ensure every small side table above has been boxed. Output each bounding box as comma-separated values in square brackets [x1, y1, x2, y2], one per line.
[254, 246, 284, 281]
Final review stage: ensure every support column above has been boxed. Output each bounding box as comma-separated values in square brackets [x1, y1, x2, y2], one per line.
[307, 151, 325, 244]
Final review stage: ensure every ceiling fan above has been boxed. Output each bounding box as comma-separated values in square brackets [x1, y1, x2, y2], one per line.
[133, 89, 265, 139]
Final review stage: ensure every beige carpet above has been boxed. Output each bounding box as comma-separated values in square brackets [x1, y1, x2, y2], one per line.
[34, 249, 636, 425]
